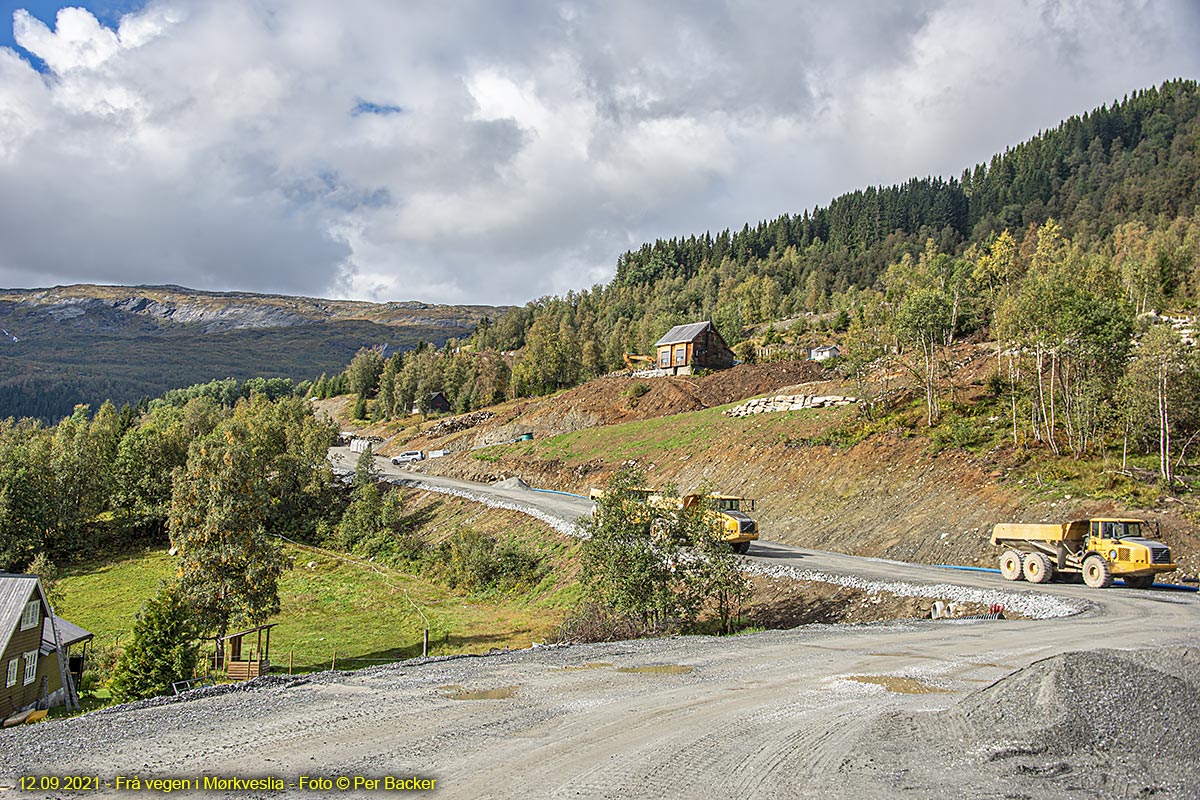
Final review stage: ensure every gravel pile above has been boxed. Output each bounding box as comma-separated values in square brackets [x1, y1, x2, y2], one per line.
[965, 648, 1200, 766]
[491, 476, 533, 490]
[743, 560, 1086, 620]
[845, 647, 1200, 798]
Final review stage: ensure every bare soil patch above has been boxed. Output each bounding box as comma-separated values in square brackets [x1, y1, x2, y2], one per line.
[743, 574, 1012, 628]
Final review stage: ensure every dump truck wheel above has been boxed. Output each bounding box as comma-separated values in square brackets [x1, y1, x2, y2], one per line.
[1022, 552, 1053, 584]
[1082, 555, 1113, 588]
[1124, 575, 1154, 590]
[999, 550, 1025, 581]
[731, 542, 751, 555]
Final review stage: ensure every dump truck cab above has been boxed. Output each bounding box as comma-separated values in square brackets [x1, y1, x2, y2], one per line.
[692, 494, 758, 554]
[1083, 518, 1175, 587]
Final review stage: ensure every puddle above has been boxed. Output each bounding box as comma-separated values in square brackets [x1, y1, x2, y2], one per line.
[615, 665, 694, 675]
[846, 675, 950, 694]
[561, 662, 613, 671]
[439, 685, 519, 700]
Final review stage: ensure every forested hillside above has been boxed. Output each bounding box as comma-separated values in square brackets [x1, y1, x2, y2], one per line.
[334, 80, 1200, 487]
[475, 79, 1198, 365]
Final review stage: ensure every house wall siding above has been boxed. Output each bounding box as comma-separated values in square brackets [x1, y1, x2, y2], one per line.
[1, 586, 61, 717]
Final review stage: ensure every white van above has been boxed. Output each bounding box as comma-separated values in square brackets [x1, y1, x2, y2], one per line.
[391, 450, 425, 464]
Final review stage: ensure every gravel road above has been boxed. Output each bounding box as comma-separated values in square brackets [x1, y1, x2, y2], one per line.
[3, 452, 1196, 799]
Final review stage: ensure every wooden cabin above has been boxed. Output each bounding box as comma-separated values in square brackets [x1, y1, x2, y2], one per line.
[809, 344, 841, 362]
[412, 391, 452, 415]
[1, 573, 88, 719]
[654, 321, 735, 376]
[217, 623, 276, 681]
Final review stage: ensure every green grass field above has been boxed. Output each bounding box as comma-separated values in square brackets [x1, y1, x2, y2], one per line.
[474, 401, 843, 465]
[57, 491, 583, 674]
[58, 544, 576, 672]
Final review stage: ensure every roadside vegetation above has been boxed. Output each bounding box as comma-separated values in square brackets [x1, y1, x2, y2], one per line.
[558, 466, 750, 642]
[1, 385, 575, 706]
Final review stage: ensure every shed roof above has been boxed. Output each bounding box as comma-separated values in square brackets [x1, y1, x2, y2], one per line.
[0, 573, 48, 657]
[655, 321, 715, 347]
[42, 616, 93, 652]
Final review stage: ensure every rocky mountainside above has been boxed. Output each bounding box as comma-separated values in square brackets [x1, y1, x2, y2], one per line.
[0, 284, 505, 421]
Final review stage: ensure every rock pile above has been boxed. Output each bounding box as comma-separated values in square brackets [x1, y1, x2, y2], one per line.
[425, 410, 495, 438]
[723, 394, 858, 417]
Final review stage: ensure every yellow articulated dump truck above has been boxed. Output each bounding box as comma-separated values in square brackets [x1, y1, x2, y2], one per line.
[991, 518, 1175, 588]
[589, 488, 760, 554]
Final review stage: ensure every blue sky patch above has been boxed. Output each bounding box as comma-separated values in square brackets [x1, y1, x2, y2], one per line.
[351, 99, 404, 117]
[1, 0, 145, 70]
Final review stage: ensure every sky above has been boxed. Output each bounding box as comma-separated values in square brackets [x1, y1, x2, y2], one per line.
[0, 1, 1198, 306]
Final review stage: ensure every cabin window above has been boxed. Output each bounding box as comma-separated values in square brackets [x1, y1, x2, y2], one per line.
[20, 600, 38, 631]
[659, 349, 670, 367]
[674, 345, 687, 365]
[5, 658, 16, 688]
[22, 651, 37, 685]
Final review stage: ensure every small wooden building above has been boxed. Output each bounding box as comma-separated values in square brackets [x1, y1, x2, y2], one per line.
[1, 573, 88, 719]
[41, 616, 92, 695]
[217, 623, 276, 681]
[412, 391, 452, 415]
[654, 321, 735, 376]
[809, 344, 841, 362]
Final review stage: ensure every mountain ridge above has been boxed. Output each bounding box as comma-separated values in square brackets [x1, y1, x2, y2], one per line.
[0, 284, 506, 422]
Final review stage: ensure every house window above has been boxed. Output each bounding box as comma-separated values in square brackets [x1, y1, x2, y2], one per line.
[674, 345, 687, 365]
[5, 659, 16, 688]
[23, 651, 37, 685]
[659, 349, 670, 367]
[20, 600, 39, 631]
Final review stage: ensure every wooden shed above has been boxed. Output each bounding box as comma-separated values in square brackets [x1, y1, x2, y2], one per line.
[412, 391, 452, 415]
[217, 623, 276, 681]
[654, 321, 735, 376]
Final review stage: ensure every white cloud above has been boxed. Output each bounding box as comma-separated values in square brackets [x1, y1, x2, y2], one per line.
[0, 0, 1197, 304]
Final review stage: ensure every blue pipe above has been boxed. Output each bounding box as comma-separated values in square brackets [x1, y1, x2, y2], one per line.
[936, 564, 1000, 574]
[530, 487, 590, 499]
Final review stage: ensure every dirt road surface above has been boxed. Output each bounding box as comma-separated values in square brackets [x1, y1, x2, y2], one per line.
[3, 456, 1196, 798]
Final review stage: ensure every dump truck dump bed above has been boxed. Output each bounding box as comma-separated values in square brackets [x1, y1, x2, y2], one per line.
[991, 521, 1089, 545]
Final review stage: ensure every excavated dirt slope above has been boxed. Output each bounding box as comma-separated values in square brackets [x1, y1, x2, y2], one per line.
[384, 351, 1199, 575]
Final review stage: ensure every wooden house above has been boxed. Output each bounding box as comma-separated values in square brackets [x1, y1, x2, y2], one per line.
[1, 574, 88, 719]
[654, 321, 735, 376]
[412, 391, 452, 415]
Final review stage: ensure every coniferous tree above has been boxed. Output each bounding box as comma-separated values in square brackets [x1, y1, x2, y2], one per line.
[109, 584, 199, 702]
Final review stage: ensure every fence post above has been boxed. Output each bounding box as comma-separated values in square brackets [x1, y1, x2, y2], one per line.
[331, 650, 336, 671]
[423, 629, 429, 658]
[289, 648, 294, 675]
